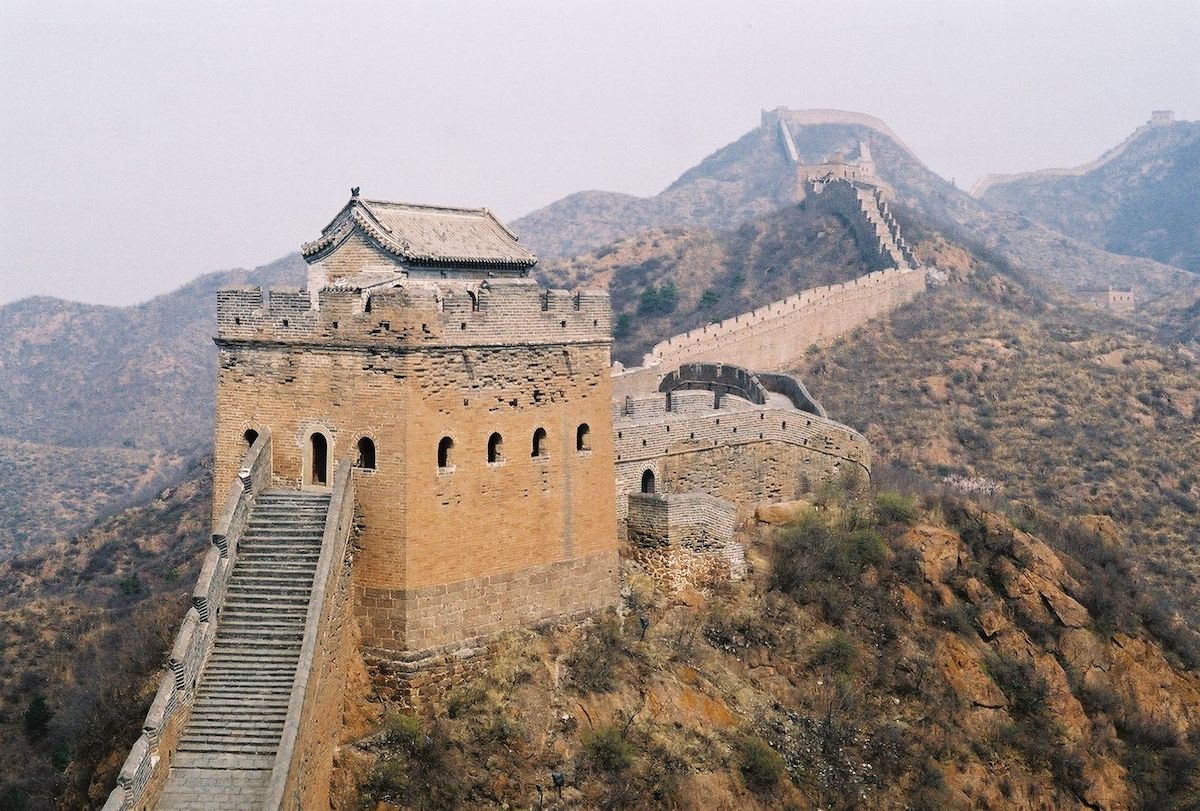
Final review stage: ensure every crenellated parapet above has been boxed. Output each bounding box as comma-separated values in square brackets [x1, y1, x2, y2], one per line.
[612, 365, 870, 530]
[216, 278, 610, 349]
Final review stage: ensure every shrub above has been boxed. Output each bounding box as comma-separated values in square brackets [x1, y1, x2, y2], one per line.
[876, 491, 918, 525]
[638, 282, 678, 315]
[737, 736, 784, 793]
[809, 633, 857, 673]
[583, 724, 634, 773]
[567, 615, 623, 692]
[362, 757, 409, 801]
[22, 694, 52, 742]
[614, 313, 632, 339]
[379, 711, 422, 752]
[445, 684, 487, 719]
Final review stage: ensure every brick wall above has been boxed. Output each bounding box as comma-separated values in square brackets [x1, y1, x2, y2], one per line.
[613, 394, 869, 524]
[214, 280, 619, 658]
[612, 265, 925, 399]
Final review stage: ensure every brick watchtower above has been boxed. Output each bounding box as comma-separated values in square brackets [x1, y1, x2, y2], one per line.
[213, 192, 619, 662]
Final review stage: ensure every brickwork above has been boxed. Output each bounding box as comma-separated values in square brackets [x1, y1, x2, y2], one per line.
[613, 389, 870, 525]
[611, 265, 926, 399]
[214, 196, 620, 660]
[626, 492, 744, 590]
[356, 550, 617, 657]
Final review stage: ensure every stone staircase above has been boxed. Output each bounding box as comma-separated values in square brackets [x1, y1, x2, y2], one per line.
[157, 489, 331, 809]
[855, 187, 914, 270]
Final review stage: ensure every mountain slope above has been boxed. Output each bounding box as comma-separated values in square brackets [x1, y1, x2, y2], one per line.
[0, 254, 305, 557]
[335, 487, 1200, 810]
[799, 267, 1200, 628]
[0, 462, 212, 809]
[536, 201, 878, 366]
[512, 109, 1194, 298]
[980, 121, 1200, 273]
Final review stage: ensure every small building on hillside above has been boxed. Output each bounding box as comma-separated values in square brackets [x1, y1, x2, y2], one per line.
[1077, 286, 1135, 314]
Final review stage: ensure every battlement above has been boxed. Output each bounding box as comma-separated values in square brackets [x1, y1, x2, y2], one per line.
[647, 266, 915, 360]
[216, 279, 610, 348]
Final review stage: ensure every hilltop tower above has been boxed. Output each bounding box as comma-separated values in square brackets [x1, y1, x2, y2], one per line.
[212, 192, 619, 663]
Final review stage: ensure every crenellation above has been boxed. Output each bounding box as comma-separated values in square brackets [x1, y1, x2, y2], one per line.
[217, 278, 609, 349]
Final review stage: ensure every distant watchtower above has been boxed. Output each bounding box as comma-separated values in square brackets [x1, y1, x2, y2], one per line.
[1150, 110, 1175, 127]
[213, 192, 619, 662]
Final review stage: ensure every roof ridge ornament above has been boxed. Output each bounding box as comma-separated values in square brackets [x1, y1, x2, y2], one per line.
[351, 186, 360, 198]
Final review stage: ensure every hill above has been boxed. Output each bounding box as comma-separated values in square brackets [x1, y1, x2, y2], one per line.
[536, 201, 877, 366]
[513, 109, 1193, 298]
[798, 266, 1200, 629]
[5, 468, 1197, 809]
[332, 484, 1200, 810]
[0, 461, 212, 809]
[0, 254, 305, 557]
[979, 120, 1200, 274]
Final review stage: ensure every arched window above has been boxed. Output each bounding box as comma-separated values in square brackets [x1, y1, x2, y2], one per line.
[467, 290, 479, 312]
[309, 432, 329, 486]
[531, 427, 548, 458]
[437, 436, 454, 469]
[487, 432, 504, 464]
[576, 423, 591, 452]
[641, 469, 656, 494]
[243, 429, 259, 448]
[356, 437, 376, 470]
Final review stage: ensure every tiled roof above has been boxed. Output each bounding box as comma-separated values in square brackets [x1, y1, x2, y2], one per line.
[302, 196, 536, 268]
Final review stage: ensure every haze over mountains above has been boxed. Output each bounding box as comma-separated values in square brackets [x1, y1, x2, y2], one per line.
[979, 119, 1200, 274]
[0, 108, 1196, 560]
[3, 106, 1200, 807]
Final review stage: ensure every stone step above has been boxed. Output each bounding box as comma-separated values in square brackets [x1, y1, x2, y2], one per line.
[223, 597, 311, 610]
[214, 623, 304, 636]
[238, 550, 321, 561]
[223, 586, 314, 599]
[193, 694, 292, 708]
[200, 671, 297, 682]
[229, 570, 316, 580]
[175, 740, 281, 755]
[184, 724, 285, 738]
[169, 752, 276, 770]
[188, 712, 288, 724]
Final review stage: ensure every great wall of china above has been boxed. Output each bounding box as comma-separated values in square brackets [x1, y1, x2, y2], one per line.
[104, 111, 934, 809]
[969, 110, 1176, 197]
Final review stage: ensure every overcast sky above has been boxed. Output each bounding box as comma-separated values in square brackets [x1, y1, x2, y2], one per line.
[2, 1, 1197, 306]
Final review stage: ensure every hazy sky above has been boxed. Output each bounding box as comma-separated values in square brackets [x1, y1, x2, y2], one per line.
[2, 1, 1197, 306]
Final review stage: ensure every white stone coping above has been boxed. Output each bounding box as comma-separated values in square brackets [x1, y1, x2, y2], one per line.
[102, 432, 273, 811]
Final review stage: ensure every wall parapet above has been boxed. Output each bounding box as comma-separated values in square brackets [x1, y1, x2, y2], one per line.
[264, 459, 357, 810]
[102, 433, 273, 811]
[614, 401, 869, 472]
[612, 264, 927, 401]
[216, 279, 610, 349]
[626, 492, 745, 589]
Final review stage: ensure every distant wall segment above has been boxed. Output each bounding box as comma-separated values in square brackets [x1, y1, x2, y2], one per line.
[613, 265, 926, 399]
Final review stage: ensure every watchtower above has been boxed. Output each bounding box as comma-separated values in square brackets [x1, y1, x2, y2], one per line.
[213, 192, 619, 661]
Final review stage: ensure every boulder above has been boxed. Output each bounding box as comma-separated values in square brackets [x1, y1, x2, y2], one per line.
[903, 524, 964, 583]
[936, 635, 1008, 709]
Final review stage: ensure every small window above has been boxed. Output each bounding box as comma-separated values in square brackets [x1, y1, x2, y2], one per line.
[576, 423, 591, 452]
[467, 290, 479, 312]
[532, 427, 548, 458]
[438, 436, 454, 469]
[641, 469, 656, 494]
[356, 437, 376, 470]
[243, 429, 259, 448]
[487, 432, 504, 464]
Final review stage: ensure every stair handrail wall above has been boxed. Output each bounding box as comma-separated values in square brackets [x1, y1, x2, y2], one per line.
[264, 459, 356, 810]
[102, 431, 274, 811]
